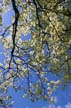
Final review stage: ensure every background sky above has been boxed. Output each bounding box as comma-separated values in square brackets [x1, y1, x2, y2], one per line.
[0, 3, 71, 108]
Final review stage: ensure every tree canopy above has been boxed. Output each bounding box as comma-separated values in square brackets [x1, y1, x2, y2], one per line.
[0, 0, 71, 107]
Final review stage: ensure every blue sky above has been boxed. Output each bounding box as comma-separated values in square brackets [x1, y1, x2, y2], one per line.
[0, 3, 71, 108]
[7, 85, 71, 108]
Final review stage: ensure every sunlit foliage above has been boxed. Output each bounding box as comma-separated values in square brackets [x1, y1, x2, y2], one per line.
[0, 0, 71, 107]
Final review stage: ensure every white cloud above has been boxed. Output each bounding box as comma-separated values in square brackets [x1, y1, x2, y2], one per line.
[43, 102, 71, 108]
[57, 106, 62, 108]
[65, 103, 71, 108]
[48, 105, 56, 108]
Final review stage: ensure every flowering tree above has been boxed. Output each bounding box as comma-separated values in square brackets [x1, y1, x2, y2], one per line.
[0, 0, 71, 107]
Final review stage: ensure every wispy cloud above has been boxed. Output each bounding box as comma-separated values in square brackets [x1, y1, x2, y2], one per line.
[43, 102, 71, 108]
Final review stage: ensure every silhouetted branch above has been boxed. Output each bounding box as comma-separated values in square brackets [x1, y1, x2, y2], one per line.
[8, 0, 19, 68]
